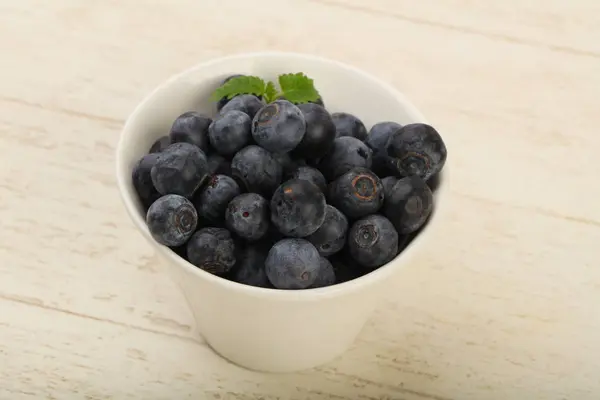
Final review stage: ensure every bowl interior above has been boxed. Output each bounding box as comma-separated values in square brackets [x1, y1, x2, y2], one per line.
[116, 52, 446, 297]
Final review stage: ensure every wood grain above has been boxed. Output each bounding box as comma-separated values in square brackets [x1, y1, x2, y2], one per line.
[310, 0, 600, 56]
[1, 0, 598, 399]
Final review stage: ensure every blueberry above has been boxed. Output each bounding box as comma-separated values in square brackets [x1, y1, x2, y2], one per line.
[383, 175, 433, 234]
[261, 224, 286, 248]
[223, 74, 244, 82]
[225, 193, 269, 241]
[289, 103, 336, 160]
[230, 145, 282, 197]
[230, 245, 270, 288]
[313, 97, 325, 107]
[248, 232, 281, 263]
[151, 142, 210, 198]
[252, 100, 306, 154]
[208, 110, 252, 157]
[426, 172, 441, 192]
[194, 215, 210, 231]
[187, 227, 238, 275]
[329, 253, 364, 283]
[396, 231, 410, 254]
[265, 239, 321, 289]
[386, 123, 447, 181]
[348, 214, 399, 269]
[219, 94, 265, 119]
[305, 205, 348, 257]
[277, 95, 325, 107]
[272, 152, 305, 177]
[206, 153, 231, 176]
[381, 176, 399, 200]
[328, 168, 384, 219]
[365, 121, 402, 176]
[271, 179, 326, 237]
[193, 175, 240, 223]
[331, 112, 367, 140]
[310, 257, 336, 288]
[169, 111, 211, 152]
[318, 137, 373, 181]
[146, 194, 198, 247]
[289, 166, 327, 193]
[216, 74, 245, 111]
[132, 153, 161, 209]
[149, 135, 171, 153]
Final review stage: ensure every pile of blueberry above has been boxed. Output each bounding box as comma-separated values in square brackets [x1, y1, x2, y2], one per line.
[132, 74, 447, 290]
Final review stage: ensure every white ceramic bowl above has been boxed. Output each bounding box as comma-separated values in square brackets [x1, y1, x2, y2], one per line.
[116, 52, 448, 373]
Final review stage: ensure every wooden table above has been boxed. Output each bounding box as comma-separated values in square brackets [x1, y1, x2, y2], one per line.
[1, 1, 598, 399]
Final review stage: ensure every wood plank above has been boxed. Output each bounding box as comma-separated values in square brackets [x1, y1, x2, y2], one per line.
[0, 100, 197, 339]
[309, 0, 600, 56]
[0, 299, 445, 400]
[1, 0, 599, 398]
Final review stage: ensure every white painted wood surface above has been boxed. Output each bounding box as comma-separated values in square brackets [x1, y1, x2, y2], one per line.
[1, 0, 598, 398]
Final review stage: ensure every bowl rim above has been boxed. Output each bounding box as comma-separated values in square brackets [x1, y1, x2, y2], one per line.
[116, 51, 446, 302]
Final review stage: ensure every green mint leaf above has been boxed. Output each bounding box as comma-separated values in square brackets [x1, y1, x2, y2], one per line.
[278, 72, 320, 104]
[264, 81, 279, 103]
[211, 75, 267, 101]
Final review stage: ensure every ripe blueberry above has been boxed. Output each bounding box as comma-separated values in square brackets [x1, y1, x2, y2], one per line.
[230, 245, 270, 288]
[169, 111, 211, 152]
[225, 193, 269, 241]
[290, 103, 336, 160]
[219, 94, 265, 119]
[256, 225, 286, 252]
[208, 110, 252, 156]
[331, 112, 367, 140]
[265, 239, 321, 289]
[381, 176, 399, 201]
[318, 137, 372, 181]
[426, 172, 441, 192]
[310, 257, 336, 288]
[216, 74, 245, 111]
[348, 214, 399, 269]
[305, 205, 348, 257]
[289, 166, 327, 193]
[277, 95, 325, 107]
[149, 135, 171, 153]
[329, 253, 364, 283]
[151, 142, 210, 198]
[386, 123, 447, 181]
[313, 97, 325, 107]
[272, 152, 305, 177]
[132, 153, 161, 209]
[146, 194, 197, 247]
[383, 175, 433, 234]
[328, 168, 384, 219]
[206, 153, 231, 176]
[365, 121, 402, 176]
[271, 179, 326, 237]
[187, 227, 238, 276]
[231, 145, 282, 197]
[193, 175, 240, 223]
[252, 100, 306, 154]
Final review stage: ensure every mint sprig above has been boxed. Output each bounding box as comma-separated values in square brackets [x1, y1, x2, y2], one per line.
[278, 73, 320, 105]
[212, 72, 321, 105]
[264, 81, 278, 103]
[212, 75, 266, 100]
